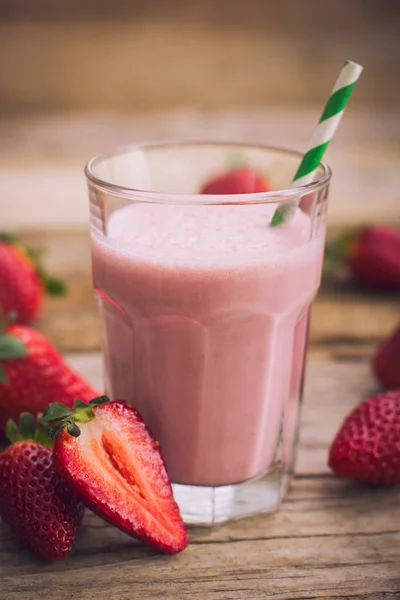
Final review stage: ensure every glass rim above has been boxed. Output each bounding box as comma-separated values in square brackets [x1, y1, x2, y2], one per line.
[85, 140, 332, 205]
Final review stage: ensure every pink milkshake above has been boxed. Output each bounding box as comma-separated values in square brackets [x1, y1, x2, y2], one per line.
[86, 141, 330, 523]
[91, 203, 324, 486]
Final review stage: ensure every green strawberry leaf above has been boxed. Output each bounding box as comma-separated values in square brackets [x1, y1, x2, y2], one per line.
[19, 412, 36, 438]
[44, 275, 68, 296]
[74, 399, 89, 410]
[42, 403, 75, 422]
[5, 419, 24, 444]
[48, 421, 67, 440]
[43, 397, 108, 440]
[66, 422, 81, 437]
[34, 416, 53, 447]
[0, 334, 28, 360]
[0, 232, 18, 244]
[88, 395, 110, 407]
[4, 413, 53, 447]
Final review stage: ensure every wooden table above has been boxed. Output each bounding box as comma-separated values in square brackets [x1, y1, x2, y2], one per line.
[1, 112, 400, 599]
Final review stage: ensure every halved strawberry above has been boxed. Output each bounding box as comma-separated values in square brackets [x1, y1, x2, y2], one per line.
[43, 397, 187, 554]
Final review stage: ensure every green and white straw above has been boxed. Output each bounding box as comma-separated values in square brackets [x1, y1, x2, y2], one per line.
[270, 60, 363, 227]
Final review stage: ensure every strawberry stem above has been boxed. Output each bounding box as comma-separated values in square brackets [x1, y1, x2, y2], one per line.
[42, 396, 110, 439]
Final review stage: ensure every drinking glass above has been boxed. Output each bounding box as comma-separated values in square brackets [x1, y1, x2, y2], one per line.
[85, 142, 330, 525]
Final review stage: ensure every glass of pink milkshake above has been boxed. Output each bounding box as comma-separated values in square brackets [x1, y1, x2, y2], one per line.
[85, 142, 330, 524]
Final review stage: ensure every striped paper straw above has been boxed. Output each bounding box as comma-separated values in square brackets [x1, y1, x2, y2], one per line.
[270, 60, 363, 227]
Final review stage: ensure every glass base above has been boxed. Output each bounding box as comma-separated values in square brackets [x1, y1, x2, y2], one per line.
[172, 462, 290, 525]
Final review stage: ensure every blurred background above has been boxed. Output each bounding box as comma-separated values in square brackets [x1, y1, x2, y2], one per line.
[1, 0, 399, 230]
[1, 0, 399, 112]
[0, 0, 399, 354]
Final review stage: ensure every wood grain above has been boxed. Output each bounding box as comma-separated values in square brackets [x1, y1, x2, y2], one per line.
[2, 0, 396, 24]
[2, 531, 399, 599]
[0, 1, 399, 113]
[1, 361, 399, 599]
[1, 111, 399, 231]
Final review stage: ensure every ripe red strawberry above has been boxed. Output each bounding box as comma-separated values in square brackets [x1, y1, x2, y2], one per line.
[373, 323, 400, 390]
[0, 414, 84, 560]
[0, 323, 99, 435]
[0, 232, 67, 324]
[349, 226, 400, 291]
[325, 226, 400, 291]
[43, 397, 188, 554]
[201, 165, 270, 194]
[328, 390, 400, 485]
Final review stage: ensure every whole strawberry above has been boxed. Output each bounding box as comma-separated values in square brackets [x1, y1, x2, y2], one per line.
[43, 397, 188, 554]
[201, 165, 270, 195]
[0, 322, 99, 435]
[0, 413, 84, 560]
[373, 323, 400, 390]
[0, 232, 67, 324]
[328, 390, 400, 485]
[349, 226, 400, 291]
[325, 225, 400, 291]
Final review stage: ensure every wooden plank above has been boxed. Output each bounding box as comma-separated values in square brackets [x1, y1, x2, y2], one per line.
[1, 526, 399, 599]
[312, 289, 400, 344]
[2, 477, 399, 554]
[1, 111, 399, 230]
[0, 7, 399, 114]
[2, 111, 398, 169]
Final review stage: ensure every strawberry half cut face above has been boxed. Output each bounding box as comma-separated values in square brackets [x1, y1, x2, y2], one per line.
[46, 399, 187, 554]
